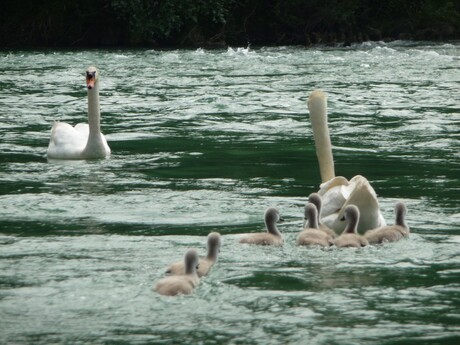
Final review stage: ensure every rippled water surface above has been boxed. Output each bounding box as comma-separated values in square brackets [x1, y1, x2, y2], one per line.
[1, 42, 459, 344]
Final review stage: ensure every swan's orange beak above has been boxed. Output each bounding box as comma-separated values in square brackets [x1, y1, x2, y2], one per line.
[86, 72, 96, 89]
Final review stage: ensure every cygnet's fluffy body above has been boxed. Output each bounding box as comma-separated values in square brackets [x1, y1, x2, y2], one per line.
[166, 232, 221, 277]
[297, 203, 334, 247]
[155, 249, 200, 296]
[334, 205, 369, 248]
[364, 202, 409, 244]
[307, 193, 337, 238]
[239, 207, 283, 246]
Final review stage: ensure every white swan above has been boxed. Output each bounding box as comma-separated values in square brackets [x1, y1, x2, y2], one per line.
[297, 203, 334, 247]
[308, 90, 386, 234]
[155, 249, 200, 296]
[46, 66, 111, 159]
[166, 232, 221, 277]
[364, 202, 409, 244]
[334, 205, 369, 248]
[239, 207, 284, 246]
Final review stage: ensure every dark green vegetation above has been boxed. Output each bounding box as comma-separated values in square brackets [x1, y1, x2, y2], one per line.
[1, 0, 459, 48]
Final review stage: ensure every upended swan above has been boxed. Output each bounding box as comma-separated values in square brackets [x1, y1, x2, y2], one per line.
[364, 202, 409, 244]
[308, 90, 386, 234]
[166, 232, 221, 277]
[239, 207, 284, 245]
[155, 249, 200, 296]
[297, 203, 334, 247]
[46, 66, 111, 159]
[334, 205, 369, 248]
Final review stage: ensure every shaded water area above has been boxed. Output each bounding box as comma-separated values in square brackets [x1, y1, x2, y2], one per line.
[1, 42, 459, 344]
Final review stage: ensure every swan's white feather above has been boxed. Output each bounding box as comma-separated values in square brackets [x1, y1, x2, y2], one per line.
[47, 122, 89, 159]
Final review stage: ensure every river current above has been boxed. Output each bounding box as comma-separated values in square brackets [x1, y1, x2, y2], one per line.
[1, 42, 459, 344]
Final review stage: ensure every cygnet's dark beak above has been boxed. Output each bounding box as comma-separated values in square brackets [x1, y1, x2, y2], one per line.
[278, 217, 285, 223]
[340, 215, 345, 221]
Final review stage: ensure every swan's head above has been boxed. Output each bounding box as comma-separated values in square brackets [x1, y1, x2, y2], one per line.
[265, 207, 284, 225]
[86, 66, 99, 90]
[307, 90, 327, 117]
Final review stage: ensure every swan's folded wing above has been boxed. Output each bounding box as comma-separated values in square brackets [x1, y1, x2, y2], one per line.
[318, 175, 386, 234]
[318, 176, 349, 217]
[47, 122, 88, 159]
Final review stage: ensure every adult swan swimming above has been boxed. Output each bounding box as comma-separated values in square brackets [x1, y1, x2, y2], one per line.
[46, 66, 111, 160]
[308, 90, 386, 234]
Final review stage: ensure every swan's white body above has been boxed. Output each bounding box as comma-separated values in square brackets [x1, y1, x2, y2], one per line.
[308, 91, 386, 234]
[46, 66, 110, 160]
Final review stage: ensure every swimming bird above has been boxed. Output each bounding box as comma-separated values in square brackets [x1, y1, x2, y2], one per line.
[166, 232, 221, 277]
[239, 207, 284, 245]
[46, 66, 111, 159]
[364, 202, 409, 244]
[155, 249, 200, 296]
[297, 203, 334, 247]
[334, 205, 369, 248]
[307, 193, 336, 238]
[308, 90, 386, 234]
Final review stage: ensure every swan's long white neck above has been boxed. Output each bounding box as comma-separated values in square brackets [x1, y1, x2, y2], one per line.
[308, 91, 335, 183]
[87, 82, 101, 137]
[82, 81, 106, 158]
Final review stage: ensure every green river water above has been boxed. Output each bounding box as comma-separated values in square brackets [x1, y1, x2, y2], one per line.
[0, 42, 459, 344]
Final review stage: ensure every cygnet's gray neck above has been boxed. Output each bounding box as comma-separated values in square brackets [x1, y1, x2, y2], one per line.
[185, 258, 197, 275]
[207, 243, 219, 261]
[306, 207, 319, 229]
[345, 213, 358, 234]
[395, 206, 407, 228]
[266, 219, 281, 237]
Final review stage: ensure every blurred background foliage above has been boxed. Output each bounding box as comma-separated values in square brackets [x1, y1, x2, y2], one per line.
[1, 0, 459, 47]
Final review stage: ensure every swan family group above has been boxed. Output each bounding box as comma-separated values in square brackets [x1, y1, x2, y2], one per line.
[45, 67, 409, 296]
[155, 192, 409, 296]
